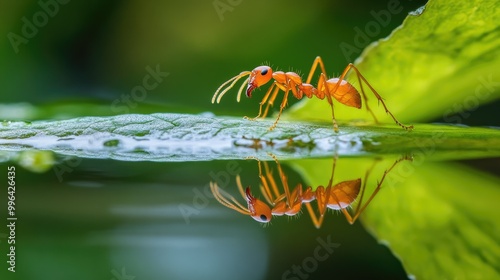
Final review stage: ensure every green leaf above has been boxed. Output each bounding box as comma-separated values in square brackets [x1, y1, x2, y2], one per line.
[288, 157, 500, 279]
[0, 113, 499, 163]
[289, 0, 500, 124]
[362, 162, 500, 279]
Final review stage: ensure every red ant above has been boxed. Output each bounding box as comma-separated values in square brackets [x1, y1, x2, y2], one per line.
[210, 154, 411, 228]
[212, 56, 414, 132]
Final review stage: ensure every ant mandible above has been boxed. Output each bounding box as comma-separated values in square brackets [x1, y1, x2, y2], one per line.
[212, 56, 414, 132]
[210, 154, 412, 229]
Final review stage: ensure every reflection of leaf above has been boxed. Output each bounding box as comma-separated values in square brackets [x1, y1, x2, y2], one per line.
[289, 0, 500, 123]
[361, 162, 500, 280]
[290, 158, 500, 279]
[0, 113, 499, 162]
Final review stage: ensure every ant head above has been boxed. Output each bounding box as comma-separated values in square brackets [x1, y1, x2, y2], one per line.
[245, 187, 272, 223]
[246, 66, 273, 98]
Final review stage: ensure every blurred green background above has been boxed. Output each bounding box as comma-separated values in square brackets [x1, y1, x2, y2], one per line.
[1, 0, 458, 120]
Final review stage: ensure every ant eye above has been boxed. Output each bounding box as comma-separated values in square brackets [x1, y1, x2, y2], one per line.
[260, 69, 268, 75]
[260, 214, 268, 221]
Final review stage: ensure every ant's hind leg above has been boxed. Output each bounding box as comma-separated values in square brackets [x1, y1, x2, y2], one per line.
[349, 156, 413, 223]
[341, 64, 413, 131]
[354, 73, 379, 123]
[326, 95, 339, 133]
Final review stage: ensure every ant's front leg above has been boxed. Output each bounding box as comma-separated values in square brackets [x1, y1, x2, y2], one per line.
[244, 83, 279, 121]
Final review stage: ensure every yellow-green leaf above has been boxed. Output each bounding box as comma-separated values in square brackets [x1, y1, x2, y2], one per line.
[289, 0, 500, 124]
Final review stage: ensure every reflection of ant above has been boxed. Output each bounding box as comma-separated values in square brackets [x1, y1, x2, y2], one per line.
[210, 154, 411, 229]
[212, 56, 413, 132]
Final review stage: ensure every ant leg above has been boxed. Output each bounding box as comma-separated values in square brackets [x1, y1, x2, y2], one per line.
[308, 185, 333, 228]
[306, 57, 342, 133]
[259, 166, 275, 205]
[326, 154, 338, 188]
[262, 81, 300, 122]
[260, 160, 284, 205]
[306, 56, 329, 84]
[269, 89, 290, 131]
[245, 156, 270, 199]
[263, 81, 289, 120]
[326, 95, 339, 133]
[315, 73, 339, 132]
[269, 153, 293, 207]
[306, 203, 326, 229]
[260, 85, 281, 119]
[340, 64, 413, 131]
[345, 156, 412, 224]
[352, 159, 379, 215]
[263, 168, 290, 207]
[263, 158, 282, 200]
[354, 73, 379, 123]
[246, 155, 282, 205]
[244, 83, 278, 121]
